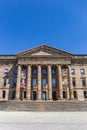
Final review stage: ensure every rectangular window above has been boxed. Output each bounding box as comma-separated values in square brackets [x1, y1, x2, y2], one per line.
[13, 79, 17, 86]
[71, 69, 75, 75]
[42, 79, 46, 86]
[33, 79, 37, 86]
[72, 78, 76, 86]
[52, 78, 56, 87]
[73, 91, 77, 99]
[81, 77, 86, 86]
[4, 69, 9, 74]
[80, 69, 85, 75]
[13, 69, 18, 75]
[5, 62, 9, 66]
[42, 69, 47, 75]
[71, 62, 74, 66]
[33, 69, 37, 75]
[80, 62, 83, 66]
[4, 78, 7, 86]
[84, 91, 87, 98]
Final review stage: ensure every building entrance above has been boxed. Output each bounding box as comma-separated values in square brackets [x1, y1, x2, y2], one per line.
[11, 91, 15, 100]
[52, 91, 57, 100]
[42, 91, 46, 101]
[32, 91, 37, 100]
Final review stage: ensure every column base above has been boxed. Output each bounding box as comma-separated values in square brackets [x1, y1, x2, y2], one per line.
[48, 99, 53, 101]
[70, 98, 74, 100]
[37, 99, 42, 102]
[15, 99, 21, 101]
[58, 98, 63, 100]
[25, 99, 31, 101]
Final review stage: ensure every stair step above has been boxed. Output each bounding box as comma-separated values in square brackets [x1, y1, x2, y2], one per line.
[0, 101, 87, 111]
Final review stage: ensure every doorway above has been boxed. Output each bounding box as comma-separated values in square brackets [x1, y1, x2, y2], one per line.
[12, 91, 15, 100]
[42, 91, 46, 101]
[32, 91, 37, 100]
[52, 91, 57, 100]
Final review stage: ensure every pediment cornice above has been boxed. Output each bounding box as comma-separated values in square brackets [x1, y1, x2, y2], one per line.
[16, 45, 74, 58]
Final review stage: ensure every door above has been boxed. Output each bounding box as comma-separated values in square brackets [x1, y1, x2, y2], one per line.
[12, 91, 15, 100]
[52, 91, 57, 100]
[42, 91, 46, 101]
[33, 91, 36, 100]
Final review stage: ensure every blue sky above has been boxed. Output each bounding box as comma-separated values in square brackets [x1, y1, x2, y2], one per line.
[0, 0, 87, 54]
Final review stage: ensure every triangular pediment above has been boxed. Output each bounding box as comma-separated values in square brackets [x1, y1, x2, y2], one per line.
[16, 45, 74, 57]
[31, 51, 52, 56]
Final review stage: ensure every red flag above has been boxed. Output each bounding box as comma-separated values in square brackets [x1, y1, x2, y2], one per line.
[20, 83, 24, 88]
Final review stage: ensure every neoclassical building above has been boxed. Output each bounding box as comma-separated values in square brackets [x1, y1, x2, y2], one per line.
[0, 45, 87, 101]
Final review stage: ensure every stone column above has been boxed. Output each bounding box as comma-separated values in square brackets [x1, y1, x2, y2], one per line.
[56, 66, 59, 100]
[68, 65, 73, 99]
[26, 65, 31, 100]
[67, 87, 70, 100]
[58, 65, 63, 99]
[37, 65, 42, 100]
[48, 65, 52, 100]
[16, 65, 21, 100]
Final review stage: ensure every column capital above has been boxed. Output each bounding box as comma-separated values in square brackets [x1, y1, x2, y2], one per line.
[68, 64, 71, 67]
[48, 64, 52, 68]
[56, 64, 62, 67]
[37, 64, 42, 68]
[35, 64, 42, 67]
[18, 64, 22, 67]
[27, 64, 32, 67]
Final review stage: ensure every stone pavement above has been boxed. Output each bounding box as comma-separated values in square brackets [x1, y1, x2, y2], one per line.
[0, 112, 87, 130]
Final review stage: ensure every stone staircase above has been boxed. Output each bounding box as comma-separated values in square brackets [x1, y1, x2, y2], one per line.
[0, 100, 87, 111]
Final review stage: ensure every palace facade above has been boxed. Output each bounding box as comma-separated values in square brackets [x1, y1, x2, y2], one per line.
[0, 45, 87, 101]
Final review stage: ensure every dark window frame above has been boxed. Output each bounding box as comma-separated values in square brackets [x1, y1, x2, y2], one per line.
[42, 69, 47, 75]
[13, 69, 18, 75]
[4, 78, 7, 86]
[2, 91, 6, 98]
[73, 91, 77, 99]
[84, 91, 87, 98]
[81, 77, 86, 86]
[80, 69, 85, 75]
[72, 77, 76, 86]
[33, 69, 37, 75]
[71, 69, 75, 75]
